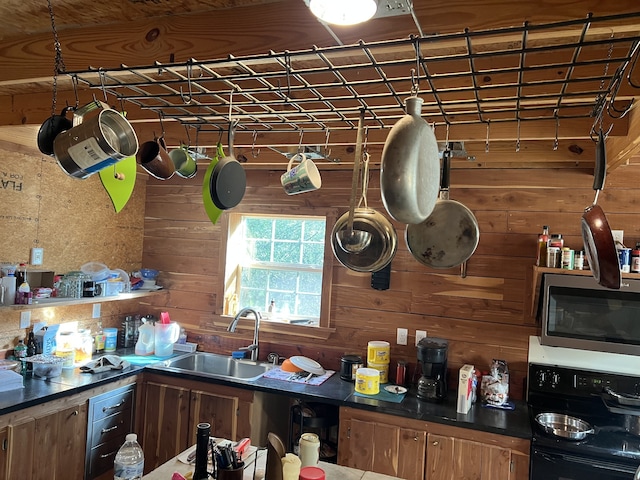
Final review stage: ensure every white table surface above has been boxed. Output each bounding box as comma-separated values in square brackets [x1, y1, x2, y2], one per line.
[142, 442, 401, 480]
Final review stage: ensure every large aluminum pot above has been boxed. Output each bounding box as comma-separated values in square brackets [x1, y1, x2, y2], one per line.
[380, 96, 440, 225]
[331, 208, 397, 273]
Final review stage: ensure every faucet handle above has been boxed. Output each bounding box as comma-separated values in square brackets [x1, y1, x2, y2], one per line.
[267, 352, 282, 365]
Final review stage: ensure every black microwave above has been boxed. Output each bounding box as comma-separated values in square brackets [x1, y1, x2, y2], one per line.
[540, 273, 640, 356]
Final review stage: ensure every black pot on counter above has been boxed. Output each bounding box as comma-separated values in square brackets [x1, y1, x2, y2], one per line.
[340, 354, 364, 381]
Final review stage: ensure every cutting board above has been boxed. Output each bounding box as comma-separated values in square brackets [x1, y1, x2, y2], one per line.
[99, 156, 137, 213]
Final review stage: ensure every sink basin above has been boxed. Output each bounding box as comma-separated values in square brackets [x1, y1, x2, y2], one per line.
[157, 352, 272, 381]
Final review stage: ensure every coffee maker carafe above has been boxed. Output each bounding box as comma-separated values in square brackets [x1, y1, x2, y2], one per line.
[416, 337, 448, 401]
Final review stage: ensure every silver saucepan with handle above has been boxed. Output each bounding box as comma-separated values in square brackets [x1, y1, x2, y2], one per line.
[535, 412, 595, 441]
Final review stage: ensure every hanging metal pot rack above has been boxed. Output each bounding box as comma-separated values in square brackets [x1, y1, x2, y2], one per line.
[66, 12, 640, 147]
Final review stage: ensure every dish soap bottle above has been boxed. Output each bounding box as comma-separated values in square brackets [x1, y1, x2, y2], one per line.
[135, 318, 155, 356]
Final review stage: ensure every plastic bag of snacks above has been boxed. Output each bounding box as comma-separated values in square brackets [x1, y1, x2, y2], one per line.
[481, 359, 509, 406]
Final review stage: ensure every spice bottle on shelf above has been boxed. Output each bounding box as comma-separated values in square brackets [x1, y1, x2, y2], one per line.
[632, 249, 640, 274]
[536, 226, 550, 266]
[548, 234, 564, 249]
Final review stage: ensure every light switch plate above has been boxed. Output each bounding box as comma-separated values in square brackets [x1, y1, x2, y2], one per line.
[20, 311, 31, 329]
[416, 330, 427, 346]
[396, 327, 408, 345]
[30, 247, 43, 266]
[92, 303, 101, 318]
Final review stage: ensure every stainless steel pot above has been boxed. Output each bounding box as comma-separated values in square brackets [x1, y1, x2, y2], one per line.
[332, 207, 398, 273]
[535, 413, 595, 440]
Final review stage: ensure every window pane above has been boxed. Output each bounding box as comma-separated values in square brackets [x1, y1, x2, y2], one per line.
[298, 271, 322, 294]
[297, 293, 321, 317]
[273, 241, 301, 264]
[275, 219, 302, 240]
[251, 240, 273, 262]
[303, 220, 325, 242]
[241, 267, 268, 288]
[245, 218, 273, 239]
[302, 243, 324, 265]
[269, 270, 298, 291]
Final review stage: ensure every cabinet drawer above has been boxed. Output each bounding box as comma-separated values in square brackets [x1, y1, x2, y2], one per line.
[90, 408, 133, 447]
[88, 436, 122, 479]
[91, 387, 134, 422]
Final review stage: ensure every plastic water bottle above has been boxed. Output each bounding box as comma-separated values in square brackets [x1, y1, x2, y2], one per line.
[114, 433, 144, 480]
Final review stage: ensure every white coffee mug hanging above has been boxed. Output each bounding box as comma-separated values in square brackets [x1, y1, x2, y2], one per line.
[281, 153, 322, 195]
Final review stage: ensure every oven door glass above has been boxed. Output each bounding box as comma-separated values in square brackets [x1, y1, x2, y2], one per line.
[532, 446, 638, 480]
[541, 273, 640, 355]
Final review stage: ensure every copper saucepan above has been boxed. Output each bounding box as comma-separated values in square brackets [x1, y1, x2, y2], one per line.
[581, 129, 621, 290]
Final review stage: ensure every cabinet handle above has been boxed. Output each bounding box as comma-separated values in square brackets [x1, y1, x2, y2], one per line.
[432, 441, 439, 446]
[347, 427, 351, 439]
[100, 449, 118, 459]
[414, 436, 418, 441]
[2, 438, 7, 451]
[101, 424, 119, 434]
[72, 410, 79, 416]
[102, 400, 125, 412]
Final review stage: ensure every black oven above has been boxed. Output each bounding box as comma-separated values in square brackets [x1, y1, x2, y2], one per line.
[528, 356, 640, 480]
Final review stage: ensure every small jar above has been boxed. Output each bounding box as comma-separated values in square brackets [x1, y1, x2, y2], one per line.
[396, 360, 407, 386]
[561, 248, 574, 270]
[546, 247, 561, 268]
[548, 234, 564, 249]
[574, 250, 585, 270]
[632, 250, 640, 273]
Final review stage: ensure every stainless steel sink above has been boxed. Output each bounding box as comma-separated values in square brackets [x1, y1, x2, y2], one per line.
[156, 352, 272, 381]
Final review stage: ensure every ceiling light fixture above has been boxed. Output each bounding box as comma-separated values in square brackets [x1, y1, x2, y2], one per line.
[308, 0, 379, 26]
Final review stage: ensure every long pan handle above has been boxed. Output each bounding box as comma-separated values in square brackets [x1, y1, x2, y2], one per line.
[593, 129, 607, 192]
[440, 147, 452, 190]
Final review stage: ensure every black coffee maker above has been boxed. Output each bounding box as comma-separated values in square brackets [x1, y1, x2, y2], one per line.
[416, 337, 448, 401]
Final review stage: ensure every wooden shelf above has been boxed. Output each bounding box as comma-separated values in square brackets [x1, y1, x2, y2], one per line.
[2, 290, 167, 310]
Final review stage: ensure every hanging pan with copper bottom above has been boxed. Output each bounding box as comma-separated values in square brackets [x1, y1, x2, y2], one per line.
[406, 148, 479, 269]
[581, 129, 621, 290]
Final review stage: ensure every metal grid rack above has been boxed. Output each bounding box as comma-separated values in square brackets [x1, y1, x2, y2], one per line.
[68, 12, 640, 140]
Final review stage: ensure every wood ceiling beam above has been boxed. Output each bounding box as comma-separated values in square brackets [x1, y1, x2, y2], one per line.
[606, 103, 640, 171]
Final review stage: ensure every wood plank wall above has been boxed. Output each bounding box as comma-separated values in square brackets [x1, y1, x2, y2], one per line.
[140, 159, 640, 401]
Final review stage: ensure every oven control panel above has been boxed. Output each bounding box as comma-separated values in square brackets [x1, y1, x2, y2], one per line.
[528, 363, 640, 396]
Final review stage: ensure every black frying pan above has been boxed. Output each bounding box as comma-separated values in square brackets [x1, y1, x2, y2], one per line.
[581, 129, 621, 290]
[37, 106, 74, 156]
[210, 121, 246, 210]
[405, 149, 479, 268]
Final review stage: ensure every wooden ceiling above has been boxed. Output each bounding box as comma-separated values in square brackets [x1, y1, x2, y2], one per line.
[1, 0, 640, 171]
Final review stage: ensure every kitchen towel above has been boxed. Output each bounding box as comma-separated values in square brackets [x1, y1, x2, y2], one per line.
[80, 355, 130, 374]
[262, 367, 335, 386]
[0, 370, 24, 392]
[354, 387, 406, 403]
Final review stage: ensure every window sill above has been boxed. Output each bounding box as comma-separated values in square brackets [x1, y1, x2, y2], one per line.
[220, 314, 335, 340]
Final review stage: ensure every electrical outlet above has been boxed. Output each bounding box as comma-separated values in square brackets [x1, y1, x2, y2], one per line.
[92, 303, 101, 318]
[30, 247, 43, 266]
[416, 330, 427, 346]
[396, 327, 408, 345]
[20, 311, 31, 329]
[612, 230, 624, 247]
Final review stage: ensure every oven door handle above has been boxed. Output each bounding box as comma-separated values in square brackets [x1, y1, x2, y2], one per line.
[536, 449, 639, 475]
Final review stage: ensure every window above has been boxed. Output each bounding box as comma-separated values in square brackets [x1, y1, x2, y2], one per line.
[223, 213, 327, 326]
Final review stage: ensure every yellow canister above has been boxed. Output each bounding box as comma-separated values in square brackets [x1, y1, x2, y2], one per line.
[367, 340, 390, 364]
[355, 367, 380, 395]
[367, 360, 389, 384]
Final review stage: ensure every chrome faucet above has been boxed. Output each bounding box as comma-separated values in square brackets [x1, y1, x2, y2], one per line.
[227, 307, 261, 361]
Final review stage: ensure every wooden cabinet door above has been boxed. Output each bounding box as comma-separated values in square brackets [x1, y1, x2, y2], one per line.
[55, 403, 88, 479]
[189, 389, 238, 442]
[0, 427, 8, 478]
[509, 451, 530, 480]
[7, 418, 35, 480]
[141, 381, 190, 473]
[427, 433, 511, 480]
[31, 401, 87, 480]
[339, 415, 426, 480]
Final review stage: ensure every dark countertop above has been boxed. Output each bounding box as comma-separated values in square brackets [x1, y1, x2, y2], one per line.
[0, 351, 532, 440]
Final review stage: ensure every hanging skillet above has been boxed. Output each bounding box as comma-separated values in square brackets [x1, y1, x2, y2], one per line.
[581, 129, 621, 290]
[210, 120, 246, 210]
[405, 148, 479, 268]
